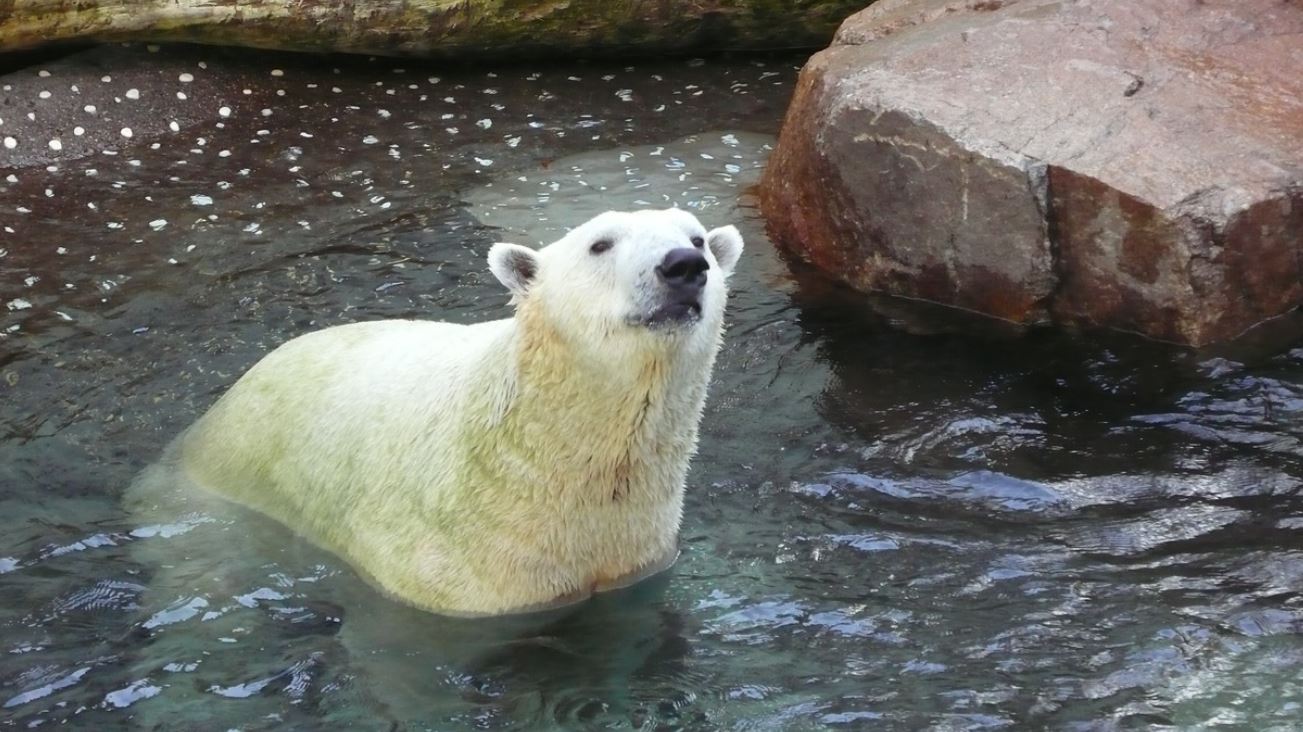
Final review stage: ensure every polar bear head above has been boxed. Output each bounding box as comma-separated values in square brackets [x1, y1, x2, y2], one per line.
[488, 208, 743, 353]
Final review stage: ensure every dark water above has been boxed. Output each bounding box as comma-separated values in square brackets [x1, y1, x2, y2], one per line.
[3, 45, 1303, 730]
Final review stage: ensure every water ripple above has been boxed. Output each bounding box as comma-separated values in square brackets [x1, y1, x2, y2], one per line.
[1, 41, 1301, 731]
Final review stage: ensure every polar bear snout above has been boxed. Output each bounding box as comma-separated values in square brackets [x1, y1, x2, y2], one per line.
[656, 248, 710, 293]
[646, 247, 711, 326]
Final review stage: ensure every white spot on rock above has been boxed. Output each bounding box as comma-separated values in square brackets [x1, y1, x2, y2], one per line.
[190, 194, 213, 206]
[126, 88, 140, 100]
[179, 73, 194, 83]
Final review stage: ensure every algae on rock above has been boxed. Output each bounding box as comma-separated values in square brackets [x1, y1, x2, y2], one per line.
[0, 0, 871, 58]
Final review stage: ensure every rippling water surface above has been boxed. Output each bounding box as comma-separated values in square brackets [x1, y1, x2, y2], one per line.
[2, 45, 1302, 730]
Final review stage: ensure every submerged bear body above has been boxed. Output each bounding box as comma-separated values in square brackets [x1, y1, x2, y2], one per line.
[172, 208, 743, 615]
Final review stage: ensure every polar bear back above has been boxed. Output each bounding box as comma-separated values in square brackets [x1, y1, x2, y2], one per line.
[179, 319, 516, 576]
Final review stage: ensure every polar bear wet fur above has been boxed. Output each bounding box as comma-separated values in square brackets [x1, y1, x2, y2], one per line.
[174, 208, 743, 616]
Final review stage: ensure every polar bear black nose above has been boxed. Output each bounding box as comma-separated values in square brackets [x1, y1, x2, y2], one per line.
[656, 248, 710, 291]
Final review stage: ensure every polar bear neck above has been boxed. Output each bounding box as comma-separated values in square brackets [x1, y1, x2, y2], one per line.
[479, 301, 716, 506]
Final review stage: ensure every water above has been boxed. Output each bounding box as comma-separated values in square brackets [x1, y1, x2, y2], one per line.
[3, 45, 1303, 730]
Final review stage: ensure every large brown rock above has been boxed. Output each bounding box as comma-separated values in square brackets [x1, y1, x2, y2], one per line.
[760, 0, 1303, 346]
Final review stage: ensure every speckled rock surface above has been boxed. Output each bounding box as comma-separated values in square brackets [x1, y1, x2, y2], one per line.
[760, 0, 1303, 346]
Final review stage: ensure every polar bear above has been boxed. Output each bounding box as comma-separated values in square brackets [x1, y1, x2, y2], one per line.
[167, 208, 743, 617]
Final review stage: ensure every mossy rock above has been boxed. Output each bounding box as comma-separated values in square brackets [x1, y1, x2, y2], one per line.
[0, 0, 874, 59]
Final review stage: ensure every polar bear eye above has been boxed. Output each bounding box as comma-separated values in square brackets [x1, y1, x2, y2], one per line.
[590, 238, 614, 255]
[690, 236, 704, 249]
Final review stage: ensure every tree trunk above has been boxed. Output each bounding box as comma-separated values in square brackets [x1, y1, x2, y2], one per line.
[0, 1, 870, 58]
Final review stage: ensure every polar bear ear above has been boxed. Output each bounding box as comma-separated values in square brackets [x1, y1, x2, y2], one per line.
[488, 243, 540, 297]
[706, 225, 744, 275]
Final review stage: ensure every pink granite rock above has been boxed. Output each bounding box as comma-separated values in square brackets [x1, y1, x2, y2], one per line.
[761, 0, 1303, 346]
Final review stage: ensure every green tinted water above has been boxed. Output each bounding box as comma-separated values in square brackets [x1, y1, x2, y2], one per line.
[2, 45, 1302, 730]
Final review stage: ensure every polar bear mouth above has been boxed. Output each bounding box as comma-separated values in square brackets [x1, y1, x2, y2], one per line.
[638, 299, 703, 328]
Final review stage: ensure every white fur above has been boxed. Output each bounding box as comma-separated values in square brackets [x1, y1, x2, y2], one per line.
[174, 208, 743, 616]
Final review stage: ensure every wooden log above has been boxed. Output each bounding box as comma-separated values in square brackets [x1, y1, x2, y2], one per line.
[0, 1, 870, 58]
